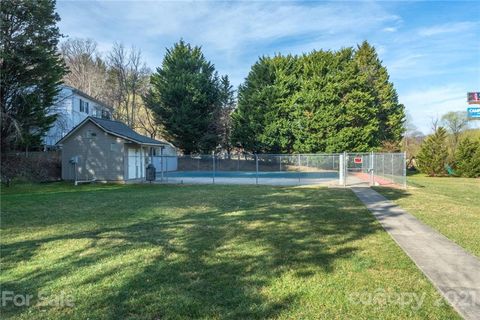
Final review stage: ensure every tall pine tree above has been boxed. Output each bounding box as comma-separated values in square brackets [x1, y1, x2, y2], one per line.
[146, 40, 221, 154]
[1, 0, 67, 152]
[353, 41, 405, 147]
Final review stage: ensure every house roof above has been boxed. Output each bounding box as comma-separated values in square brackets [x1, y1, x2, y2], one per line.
[56, 116, 173, 147]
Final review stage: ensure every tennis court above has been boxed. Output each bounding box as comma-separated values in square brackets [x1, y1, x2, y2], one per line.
[146, 153, 406, 187]
[159, 170, 339, 185]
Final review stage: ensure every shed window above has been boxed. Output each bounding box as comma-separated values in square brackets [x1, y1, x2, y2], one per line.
[86, 129, 96, 139]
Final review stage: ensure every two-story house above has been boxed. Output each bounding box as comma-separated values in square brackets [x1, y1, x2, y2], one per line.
[43, 85, 113, 147]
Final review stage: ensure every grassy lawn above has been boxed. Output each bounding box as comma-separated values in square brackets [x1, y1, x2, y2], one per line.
[1, 183, 458, 319]
[375, 175, 480, 258]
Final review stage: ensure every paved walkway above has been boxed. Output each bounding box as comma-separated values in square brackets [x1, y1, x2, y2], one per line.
[352, 187, 480, 320]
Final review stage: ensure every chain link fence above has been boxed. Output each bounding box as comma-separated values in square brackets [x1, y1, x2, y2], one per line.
[339, 152, 406, 188]
[147, 152, 405, 188]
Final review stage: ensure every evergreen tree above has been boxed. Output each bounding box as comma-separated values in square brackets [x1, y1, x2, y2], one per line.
[455, 137, 480, 178]
[231, 56, 277, 152]
[216, 75, 236, 156]
[1, 0, 67, 152]
[146, 40, 221, 154]
[416, 127, 449, 176]
[232, 42, 405, 153]
[353, 41, 405, 145]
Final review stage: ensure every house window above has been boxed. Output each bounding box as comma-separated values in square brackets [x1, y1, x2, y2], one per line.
[79, 99, 89, 114]
[102, 110, 111, 119]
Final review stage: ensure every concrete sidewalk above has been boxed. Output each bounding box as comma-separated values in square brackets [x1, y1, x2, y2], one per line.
[352, 187, 480, 320]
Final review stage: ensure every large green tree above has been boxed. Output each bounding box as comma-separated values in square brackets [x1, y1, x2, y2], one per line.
[146, 40, 221, 154]
[231, 42, 405, 153]
[1, 0, 66, 152]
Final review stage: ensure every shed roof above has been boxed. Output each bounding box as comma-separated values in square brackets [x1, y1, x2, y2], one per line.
[56, 116, 173, 147]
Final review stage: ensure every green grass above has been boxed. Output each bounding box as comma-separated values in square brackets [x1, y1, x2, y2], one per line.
[1, 183, 459, 319]
[375, 175, 480, 258]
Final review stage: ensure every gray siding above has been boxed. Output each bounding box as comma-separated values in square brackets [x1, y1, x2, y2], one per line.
[61, 122, 126, 181]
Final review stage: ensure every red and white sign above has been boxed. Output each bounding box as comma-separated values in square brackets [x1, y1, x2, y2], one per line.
[468, 92, 480, 104]
[354, 157, 363, 164]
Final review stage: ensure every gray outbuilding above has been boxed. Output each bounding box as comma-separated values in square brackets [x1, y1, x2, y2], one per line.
[56, 116, 176, 182]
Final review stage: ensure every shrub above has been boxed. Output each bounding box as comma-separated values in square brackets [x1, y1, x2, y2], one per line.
[416, 127, 449, 176]
[1, 153, 61, 186]
[455, 137, 480, 178]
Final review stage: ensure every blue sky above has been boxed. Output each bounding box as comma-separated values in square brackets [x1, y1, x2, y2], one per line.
[56, 1, 480, 133]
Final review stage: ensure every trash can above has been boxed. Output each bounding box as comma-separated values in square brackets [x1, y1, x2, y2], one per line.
[146, 164, 156, 182]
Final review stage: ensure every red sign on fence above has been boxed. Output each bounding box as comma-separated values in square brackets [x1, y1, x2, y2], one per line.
[354, 157, 363, 164]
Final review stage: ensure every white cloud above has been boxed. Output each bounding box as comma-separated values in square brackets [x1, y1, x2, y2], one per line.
[57, 1, 401, 86]
[399, 85, 473, 133]
[56, 1, 480, 133]
[383, 27, 397, 32]
[417, 21, 478, 37]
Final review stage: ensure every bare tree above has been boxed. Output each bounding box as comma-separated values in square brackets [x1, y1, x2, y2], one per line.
[60, 38, 108, 100]
[135, 101, 163, 139]
[60, 39, 162, 136]
[430, 115, 440, 133]
[402, 113, 424, 168]
[441, 111, 469, 153]
[107, 43, 150, 127]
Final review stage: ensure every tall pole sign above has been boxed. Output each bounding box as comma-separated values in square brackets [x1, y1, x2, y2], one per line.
[467, 92, 480, 120]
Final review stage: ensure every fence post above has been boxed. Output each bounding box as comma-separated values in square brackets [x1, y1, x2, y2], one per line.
[370, 151, 374, 186]
[403, 151, 407, 189]
[298, 154, 301, 185]
[382, 154, 385, 177]
[343, 151, 347, 187]
[255, 153, 258, 185]
[165, 154, 169, 183]
[212, 152, 215, 184]
[339, 153, 344, 186]
[160, 147, 164, 182]
[391, 153, 394, 177]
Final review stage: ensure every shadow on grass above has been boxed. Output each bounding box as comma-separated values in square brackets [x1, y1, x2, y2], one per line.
[372, 186, 413, 201]
[2, 186, 381, 319]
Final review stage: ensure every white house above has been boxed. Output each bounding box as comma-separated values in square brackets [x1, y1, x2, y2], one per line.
[43, 85, 113, 147]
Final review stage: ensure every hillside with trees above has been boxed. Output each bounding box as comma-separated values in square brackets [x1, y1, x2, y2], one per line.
[60, 38, 160, 139]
